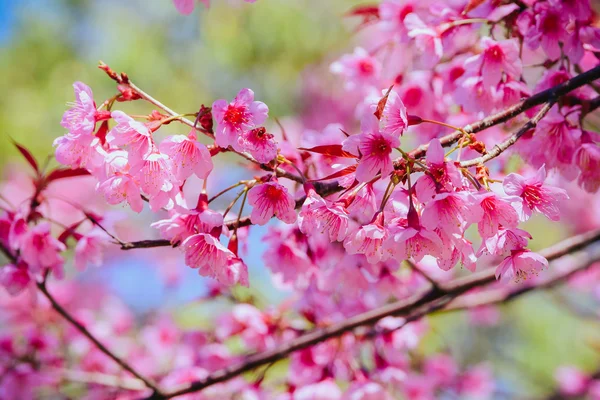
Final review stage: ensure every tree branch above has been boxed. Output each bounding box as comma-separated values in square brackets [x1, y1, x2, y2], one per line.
[118, 66, 600, 251]
[407, 64, 600, 160]
[154, 229, 600, 399]
[0, 243, 162, 397]
[460, 101, 556, 168]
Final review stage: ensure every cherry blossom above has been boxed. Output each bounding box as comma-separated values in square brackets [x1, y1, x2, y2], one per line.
[248, 181, 297, 225]
[212, 88, 269, 151]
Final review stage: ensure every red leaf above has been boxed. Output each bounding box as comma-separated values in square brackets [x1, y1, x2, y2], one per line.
[346, 5, 380, 23]
[374, 85, 394, 120]
[298, 145, 358, 159]
[462, 0, 486, 15]
[312, 165, 357, 182]
[45, 168, 90, 183]
[12, 140, 39, 173]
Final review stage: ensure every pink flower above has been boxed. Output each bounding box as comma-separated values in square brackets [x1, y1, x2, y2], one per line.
[379, 0, 418, 35]
[424, 354, 457, 386]
[525, 4, 569, 60]
[495, 249, 548, 281]
[574, 141, 600, 193]
[465, 38, 522, 88]
[381, 90, 408, 137]
[550, 0, 590, 21]
[454, 76, 499, 114]
[129, 151, 175, 197]
[20, 222, 66, 278]
[435, 230, 477, 272]
[503, 165, 569, 221]
[330, 47, 381, 90]
[475, 192, 519, 238]
[212, 88, 269, 151]
[181, 233, 242, 285]
[53, 133, 104, 171]
[0, 262, 32, 296]
[477, 227, 532, 256]
[421, 192, 481, 235]
[241, 127, 278, 164]
[106, 111, 153, 164]
[97, 173, 144, 213]
[343, 116, 400, 183]
[159, 132, 213, 181]
[343, 214, 389, 264]
[386, 210, 444, 262]
[74, 229, 109, 271]
[247, 181, 297, 225]
[61, 82, 104, 136]
[555, 366, 589, 396]
[298, 189, 350, 242]
[151, 207, 224, 244]
[405, 14, 443, 68]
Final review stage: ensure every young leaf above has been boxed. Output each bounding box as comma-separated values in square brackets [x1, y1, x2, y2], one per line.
[12, 140, 39, 174]
[298, 145, 358, 159]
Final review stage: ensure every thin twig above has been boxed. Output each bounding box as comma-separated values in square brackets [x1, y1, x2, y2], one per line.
[460, 101, 555, 168]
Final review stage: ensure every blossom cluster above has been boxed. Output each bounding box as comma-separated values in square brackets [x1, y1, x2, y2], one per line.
[1, 0, 600, 397]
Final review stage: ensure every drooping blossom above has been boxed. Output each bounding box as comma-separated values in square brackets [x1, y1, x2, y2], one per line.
[298, 189, 350, 242]
[181, 233, 246, 286]
[0, 262, 32, 296]
[19, 222, 66, 278]
[212, 88, 268, 151]
[555, 366, 590, 396]
[74, 229, 110, 271]
[574, 140, 600, 193]
[503, 165, 569, 221]
[247, 181, 297, 225]
[343, 214, 389, 264]
[386, 206, 444, 262]
[380, 90, 408, 137]
[421, 192, 481, 235]
[477, 227, 532, 256]
[129, 150, 175, 197]
[495, 249, 548, 281]
[106, 111, 153, 164]
[54, 133, 104, 171]
[241, 127, 278, 164]
[475, 191, 519, 238]
[159, 132, 213, 181]
[96, 173, 144, 213]
[379, 0, 419, 36]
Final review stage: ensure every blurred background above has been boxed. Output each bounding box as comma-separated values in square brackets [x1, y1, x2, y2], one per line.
[1, 0, 600, 398]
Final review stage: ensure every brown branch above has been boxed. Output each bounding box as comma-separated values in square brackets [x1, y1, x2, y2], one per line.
[117, 66, 600, 251]
[0, 243, 162, 397]
[98, 61, 303, 184]
[153, 229, 600, 399]
[460, 101, 556, 168]
[407, 64, 600, 160]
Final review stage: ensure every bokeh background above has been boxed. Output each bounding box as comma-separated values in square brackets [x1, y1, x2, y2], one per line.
[1, 0, 600, 398]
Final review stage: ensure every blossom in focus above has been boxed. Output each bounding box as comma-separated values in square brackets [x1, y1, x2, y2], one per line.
[248, 181, 297, 226]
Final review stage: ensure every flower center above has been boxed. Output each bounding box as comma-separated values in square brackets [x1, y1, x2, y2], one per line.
[358, 60, 374, 75]
[224, 105, 248, 126]
[265, 185, 283, 201]
[522, 185, 542, 208]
